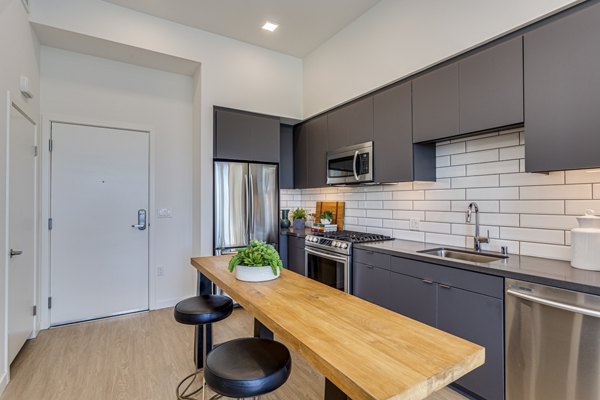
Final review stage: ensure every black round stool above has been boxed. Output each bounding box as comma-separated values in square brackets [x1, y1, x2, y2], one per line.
[204, 337, 292, 399]
[174, 295, 234, 400]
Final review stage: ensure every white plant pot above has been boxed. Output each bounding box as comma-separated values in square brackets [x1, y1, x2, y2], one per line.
[235, 265, 280, 282]
[320, 219, 331, 225]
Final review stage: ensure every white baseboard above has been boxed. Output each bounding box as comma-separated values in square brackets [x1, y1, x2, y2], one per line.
[0, 370, 8, 397]
[153, 295, 191, 310]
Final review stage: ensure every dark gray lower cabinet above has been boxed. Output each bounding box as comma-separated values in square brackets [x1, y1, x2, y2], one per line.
[352, 262, 390, 308]
[438, 286, 504, 400]
[388, 272, 436, 326]
[287, 236, 305, 275]
[352, 251, 504, 400]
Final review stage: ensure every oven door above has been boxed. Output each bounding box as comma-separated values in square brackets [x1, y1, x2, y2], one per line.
[305, 246, 350, 293]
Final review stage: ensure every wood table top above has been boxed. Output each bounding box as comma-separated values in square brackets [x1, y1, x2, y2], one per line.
[191, 256, 484, 400]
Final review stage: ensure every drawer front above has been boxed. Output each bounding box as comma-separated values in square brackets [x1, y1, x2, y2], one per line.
[352, 262, 391, 308]
[391, 256, 503, 299]
[353, 248, 391, 269]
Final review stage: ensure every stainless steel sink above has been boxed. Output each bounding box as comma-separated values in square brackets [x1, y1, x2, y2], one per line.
[417, 247, 508, 263]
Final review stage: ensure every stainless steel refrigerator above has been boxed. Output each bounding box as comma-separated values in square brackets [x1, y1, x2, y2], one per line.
[214, 161, 279, 255]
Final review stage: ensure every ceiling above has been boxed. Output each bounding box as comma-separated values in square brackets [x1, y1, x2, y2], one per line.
[103, 0, 381, 57]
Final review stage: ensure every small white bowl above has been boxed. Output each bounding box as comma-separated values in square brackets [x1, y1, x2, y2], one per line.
[235, 265, 280, 282]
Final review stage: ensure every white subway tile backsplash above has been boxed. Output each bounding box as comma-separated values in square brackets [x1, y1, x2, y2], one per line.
[467, 160, 520, 176]
[499, 146, 525, 161]
[393, 191, 424, 200]
[565, 169, 600, 184]
[479, 213, 520, 227]
[425, 233, 466, 247]
[501, 227, 564, 245]
[565, 200, 600, 215]
[425, 189, 466, 201]
[393, 229, 425, 242]
[392, 210, 425, 220]
[520, 242, 571, 261]
[436, 142, 465, 156]
[367, 209, 393, 219]
[467, 132, 519, 152]
[284, 130, 598, 262]
[366, 191, 393, 201]
[520, 215, 578, 230]
[420, 222, 452, 234]
[452, 175, 499, 189]
[466, 187, 519, 200]
[519, 184, 592, 200]
[500, 200, 564, 215]
[383, 200, 413, 210]
[426, 211, 467, 224]
[500, 172, 564, 187]
[437, 165, 466, 178]
[437, 156, 451, 168]
[452, 200, 499, 213]
[451, 149, 498, 166]
[414, 201, 451, 211]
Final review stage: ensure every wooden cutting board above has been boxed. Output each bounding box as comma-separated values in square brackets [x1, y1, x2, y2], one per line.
[315, 201, 345, 231]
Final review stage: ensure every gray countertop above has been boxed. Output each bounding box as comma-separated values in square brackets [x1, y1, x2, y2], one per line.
[355, 239, 600, 296]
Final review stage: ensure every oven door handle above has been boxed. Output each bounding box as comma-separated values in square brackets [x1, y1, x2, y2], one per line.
[352, 150, 359, 181]
[305, 248, 348, 263]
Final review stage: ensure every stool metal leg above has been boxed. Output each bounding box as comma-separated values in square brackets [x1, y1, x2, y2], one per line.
[177, 324, 209, 400]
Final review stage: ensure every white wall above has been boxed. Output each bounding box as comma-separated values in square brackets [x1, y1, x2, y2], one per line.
[282, 130, 600, 262]
[303, 0, 579, 117]
[40, 46, 195, 310]
[29, 0, 304, 257]
[0, 0, 40, 392]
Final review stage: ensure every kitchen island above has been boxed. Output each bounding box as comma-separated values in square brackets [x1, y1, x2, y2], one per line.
[191, 255, 484, 400]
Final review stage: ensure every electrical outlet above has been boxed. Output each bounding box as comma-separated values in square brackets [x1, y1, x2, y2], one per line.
[157, 266, 165, 276]
[158, 208, 173, 218]
[409, 218, 421, 231]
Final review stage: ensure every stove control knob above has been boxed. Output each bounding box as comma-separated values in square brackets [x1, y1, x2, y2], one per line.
[332, 241, 338, 247]
[341, 243, 348, 249]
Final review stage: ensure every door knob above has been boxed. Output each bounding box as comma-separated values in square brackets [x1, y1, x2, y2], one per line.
[10, 249, 22, 258]
[131, 209, 147, 230]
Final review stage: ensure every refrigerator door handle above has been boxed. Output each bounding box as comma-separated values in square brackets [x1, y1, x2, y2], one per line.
[245, 173, 250, 243]
[249, 171, 254, 240]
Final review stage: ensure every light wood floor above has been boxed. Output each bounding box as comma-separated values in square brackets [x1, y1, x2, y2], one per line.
[1, 308, 466, 400]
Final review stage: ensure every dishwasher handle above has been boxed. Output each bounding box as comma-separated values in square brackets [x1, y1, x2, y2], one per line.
[507, 288, 600, 319]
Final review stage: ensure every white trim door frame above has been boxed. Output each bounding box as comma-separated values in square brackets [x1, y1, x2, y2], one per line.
[39, 114, 157, 330]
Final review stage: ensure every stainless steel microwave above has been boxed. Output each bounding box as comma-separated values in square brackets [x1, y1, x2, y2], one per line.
[326, 141, 373, 185]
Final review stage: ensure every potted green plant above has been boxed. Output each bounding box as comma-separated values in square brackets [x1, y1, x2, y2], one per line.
[290, 208, 307, 229]
[228, 240, 283, 282]
[320, 210, 334, 225]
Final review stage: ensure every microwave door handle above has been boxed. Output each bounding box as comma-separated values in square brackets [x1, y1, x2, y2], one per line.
[353, 150, 359, 180]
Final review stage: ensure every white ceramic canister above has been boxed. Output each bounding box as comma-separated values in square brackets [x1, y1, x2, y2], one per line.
[571, 209, 600, 271]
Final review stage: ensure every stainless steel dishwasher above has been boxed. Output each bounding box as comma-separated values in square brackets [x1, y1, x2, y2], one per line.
[505, 279, 600, 400]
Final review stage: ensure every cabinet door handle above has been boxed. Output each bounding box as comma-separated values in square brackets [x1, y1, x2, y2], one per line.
[439, 284, 451, 289]
[422, 279, 433, 284]
[366, 265, 375, 270]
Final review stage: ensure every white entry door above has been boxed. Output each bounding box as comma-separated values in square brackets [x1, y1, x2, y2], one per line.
[50, 122, 149, 325]
[7, 104, 37, 364]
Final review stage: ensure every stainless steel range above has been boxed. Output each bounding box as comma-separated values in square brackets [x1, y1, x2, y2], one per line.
[304, 231, 393, 293]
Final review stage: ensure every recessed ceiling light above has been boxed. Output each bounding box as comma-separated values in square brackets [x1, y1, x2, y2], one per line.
[262, 21, 279, 32]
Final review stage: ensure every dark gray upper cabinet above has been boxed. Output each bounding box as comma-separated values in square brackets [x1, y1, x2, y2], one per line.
[327, 96, 374, 150]
[388, 272, 436, 326]
[293, 123, 308, 189]
[438, 286, 504, 400]
[412, 64, 459, 143]
[279, 124, 294, 189]
[524, 2, 600, 172]
[214, 108, 280, 162]
[374, 82, 435, 183]
[305, 115, 328, 188]
[459, 37, 524, 135]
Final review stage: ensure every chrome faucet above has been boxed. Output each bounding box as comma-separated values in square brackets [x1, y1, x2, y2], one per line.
[466, 202, 489, 252]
